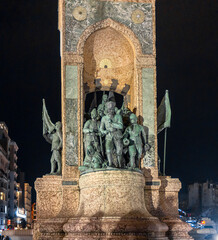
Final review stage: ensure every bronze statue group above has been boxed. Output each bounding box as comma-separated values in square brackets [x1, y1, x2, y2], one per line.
[42, 93, 150, 175]
[81, 93, 150, 172]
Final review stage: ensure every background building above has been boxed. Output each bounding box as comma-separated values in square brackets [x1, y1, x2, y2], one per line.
[8, 141, 18, 226]
[24, 183, 32, 227]
[188, 181, 218, 219]
[16, 182, 26, 227]
[0, 122, 32, 229]
[0, 122, 10, 230]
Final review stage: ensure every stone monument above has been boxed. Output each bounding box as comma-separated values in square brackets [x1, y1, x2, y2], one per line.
[34, 0, 193, 239]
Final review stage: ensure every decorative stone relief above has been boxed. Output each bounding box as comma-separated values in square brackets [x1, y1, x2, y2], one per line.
[143, 136, 155, 167]
[66, 65, 78, 100]
[131, 9, 145, 24]
[65, 0, 153, 54]
[72, 6, 87, 21]
[37, 191, 62, 218]
[65, 65, 79, 166]
[65, 99, 78, 166]
[35, 176, 63, 219]
[142, 68, 155, 167]
[77, 171, 150, 217]
[35, 219, 67, 240]
[66, 132, 78, 166]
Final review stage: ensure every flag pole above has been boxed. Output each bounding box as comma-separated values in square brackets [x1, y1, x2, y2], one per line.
[163, 127, 167, 176]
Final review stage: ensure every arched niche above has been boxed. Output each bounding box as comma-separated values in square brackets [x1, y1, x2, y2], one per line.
[83, 27, 135, 110]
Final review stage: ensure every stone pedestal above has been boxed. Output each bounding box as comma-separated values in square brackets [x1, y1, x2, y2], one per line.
[34, 175, 79, 240]
[63, 170, 169, 239]
[35, 175, 79, 219]
[35, 175, 63, 219]
[158, 176, 193, 240]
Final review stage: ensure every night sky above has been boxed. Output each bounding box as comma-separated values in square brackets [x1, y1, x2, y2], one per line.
[0, 0, 217, 199]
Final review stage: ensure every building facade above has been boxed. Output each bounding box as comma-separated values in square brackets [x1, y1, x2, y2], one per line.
[15, 182, 26, 227]
[8, 141, 18, 225]
[0, 122, 32, 229]
[188, 181, 218, 213]
[24, 183, 32, 227]
[0, 122, 10, 230]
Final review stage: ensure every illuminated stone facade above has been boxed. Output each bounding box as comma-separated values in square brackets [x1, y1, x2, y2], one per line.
[34, 0, 193, 239]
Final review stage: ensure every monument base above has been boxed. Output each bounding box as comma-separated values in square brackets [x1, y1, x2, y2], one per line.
[64, 216, 168, 240]
[33, 218, 67, 240]
[34, 170, 194, 240]
[162, 218, 193, 240]
[63, 170, 168, 239]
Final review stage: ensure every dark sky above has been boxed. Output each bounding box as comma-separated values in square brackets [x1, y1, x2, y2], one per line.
[0, 0, 217, 197]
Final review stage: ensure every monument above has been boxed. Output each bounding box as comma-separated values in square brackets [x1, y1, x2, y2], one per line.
[34, 0, 193, 239]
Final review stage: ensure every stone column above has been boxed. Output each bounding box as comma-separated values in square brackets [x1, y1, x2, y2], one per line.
[158, 176, 193, 240]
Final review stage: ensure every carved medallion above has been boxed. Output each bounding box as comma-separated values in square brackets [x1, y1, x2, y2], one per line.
[73, 6, 87, 21]
[131, 9, 145, 24]
[99, 59, 112, 69]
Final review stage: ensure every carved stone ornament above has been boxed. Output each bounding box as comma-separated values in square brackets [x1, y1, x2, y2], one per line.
[131, 9, 145, 24]
[73, 6, 87, 21]
[99, 58, 112, 69]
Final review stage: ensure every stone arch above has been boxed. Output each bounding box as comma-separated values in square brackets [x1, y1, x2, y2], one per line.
[83, 26, 135, 95]
[77, 18, 142, 56]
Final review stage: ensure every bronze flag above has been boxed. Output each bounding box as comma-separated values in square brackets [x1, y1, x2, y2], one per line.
[157, 90, 171, 134]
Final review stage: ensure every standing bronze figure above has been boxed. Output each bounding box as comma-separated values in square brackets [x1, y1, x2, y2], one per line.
[100, 101, 124, 168]
[83, 108, 101, 155]
[123, 113, 150, 169]
[97, 93, 108, 118]
[42, 99, 62, 175]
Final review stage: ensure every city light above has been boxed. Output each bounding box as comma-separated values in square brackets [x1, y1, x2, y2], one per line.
[0, 192, 5, 201]
[15, 208, 26, 219]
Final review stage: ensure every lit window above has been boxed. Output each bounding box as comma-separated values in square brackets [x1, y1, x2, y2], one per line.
[0, 192, 5, 201]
